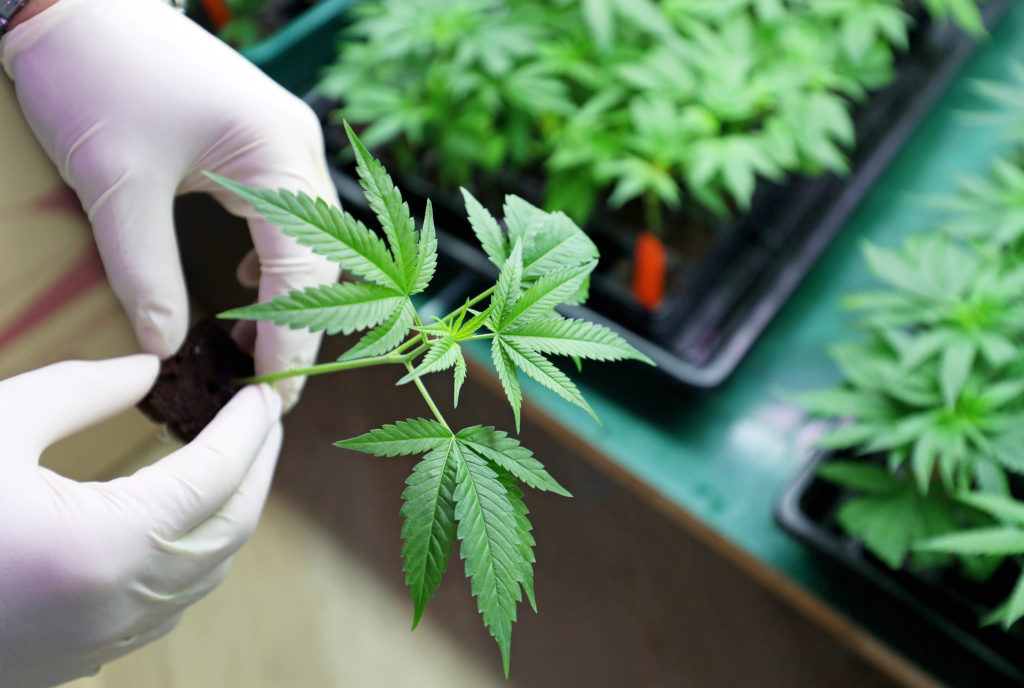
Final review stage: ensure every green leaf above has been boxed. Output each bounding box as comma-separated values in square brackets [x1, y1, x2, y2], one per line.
[797, 388, 895, 421]
[335, 418, 453, 456]
[827, 471, 962, 568]
[984, 570, 1024, 630]
[911, 433, 940, 494]
[862, 242, 939, 299]
[491, 240, 524, 330]
[503, 196, 598, 278]
[503, 196, 548, 253]
[520, 212, 599, 278]
[453, 348, 468, 407]
[339, 299, 416, 361]
[988, 437, 1024, 475]
[915, 527, 1024, 557]
[501, 262, 597, 330]
[815, 423, 883, 451]
[411, 200, 438, 295]
[817, 461, 901, 494]
[344, 122, 419, 290]
[955, 492, 1024, 527]
[220, 282, 403, 335]
[504, 317, 653, 364]
[491, 338, 523, 432]
[978, 333, 1018, 368]
[900, 330, 955, 371]
[501, 473, 537, 612]
[582, 0, 615, 50]
[398, 336, 461, 385]
[401, 440, 458, 628]
[205, 174, 402, 291]
[454, 304, 495, 340]
[499, 337, 599, 424]
[453, 442, 527, 677]
[456, 426, 572, 497]
[977, 379, 1024, 412]
[941, 340, 976, 408]
[462, 189, 509, 270]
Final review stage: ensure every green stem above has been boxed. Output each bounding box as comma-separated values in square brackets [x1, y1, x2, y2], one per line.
[406, 361, 451, 431]
[644, 189, 664, 239]
[392, 337, 422, 356]
[236, 352, 409, 385]
[463, 285, 495, 311]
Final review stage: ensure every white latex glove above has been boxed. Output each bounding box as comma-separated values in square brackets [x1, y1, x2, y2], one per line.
[1, 0, 341, 409]
[0, 355, 283, 688]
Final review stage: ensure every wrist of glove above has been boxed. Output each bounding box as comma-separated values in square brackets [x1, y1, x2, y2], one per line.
[0, 355, 282, 687]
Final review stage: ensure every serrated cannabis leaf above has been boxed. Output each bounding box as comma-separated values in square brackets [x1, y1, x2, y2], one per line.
[453, 442, 525, 678]
[453, 349, 468, 407]
[334, 418, 453, 456]
[401, 442, 458, 629]
[501, 262, 597, 330]
[499, 336, 600, 424]
[462, 188, 508, 269]
[491, 240, 525, 331]
[205, 173, 403, 291]
[457, 426, 572, 497]
[412, 200, 438, 295]
[501, 474, 538, 613]
[504, 317, 654, 364]
[492, 337, 524, 432]
[221, 283, 403, 335]
[339, 299, 417, 361]
[344, 122, 420, 290]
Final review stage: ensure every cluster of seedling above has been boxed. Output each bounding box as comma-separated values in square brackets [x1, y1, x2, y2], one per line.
[320, 0, 985, 228]
[214, 124, 653, 675]
[800, 72, 1024, 628]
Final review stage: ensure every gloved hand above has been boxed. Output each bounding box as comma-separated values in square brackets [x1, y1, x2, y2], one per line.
[1, 0, 341, 409]
[0, 355, 283, 688]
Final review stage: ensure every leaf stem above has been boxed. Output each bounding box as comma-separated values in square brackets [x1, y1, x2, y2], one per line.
[464, 285, 495, 311]
[406, 361, 451, 431]
[236, 352, 409, 385]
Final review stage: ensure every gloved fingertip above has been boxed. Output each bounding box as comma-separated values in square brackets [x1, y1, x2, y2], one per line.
[256, 383, 284, 419]
[120, 352, 161, 382]
[272, 377, 303, 414]
[134, 304, 187, 359]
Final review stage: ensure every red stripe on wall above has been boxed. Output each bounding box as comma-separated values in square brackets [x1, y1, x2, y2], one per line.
[0, 245, 107, 352]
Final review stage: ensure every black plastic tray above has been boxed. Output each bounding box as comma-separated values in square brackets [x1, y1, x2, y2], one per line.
[317, 0, 1011, 388]
[775, 449, 1024, 688]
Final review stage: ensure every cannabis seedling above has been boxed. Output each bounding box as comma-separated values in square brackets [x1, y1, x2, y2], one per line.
[916, 491, 1024, 628]
[208, 124, 653, 675]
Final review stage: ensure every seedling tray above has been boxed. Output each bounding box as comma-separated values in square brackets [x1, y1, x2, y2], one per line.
[190, 0, 354, 95]
[316, 1, 1009, 389]
[775, 449, 1024, 688]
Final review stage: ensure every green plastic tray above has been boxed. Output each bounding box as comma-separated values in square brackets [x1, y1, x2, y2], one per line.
[240, 0, 354, 95]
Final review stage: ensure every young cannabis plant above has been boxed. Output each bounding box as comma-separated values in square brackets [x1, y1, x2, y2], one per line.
[207, 123, 653, 675]
[802, 234, 1024, 498]
[916, 491, 1024, 628]
[816, 460, 993, 572]
[937, 155, 1024, 257]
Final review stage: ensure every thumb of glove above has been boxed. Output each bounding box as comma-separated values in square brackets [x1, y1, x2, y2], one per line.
[0, 354, 159, 462]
